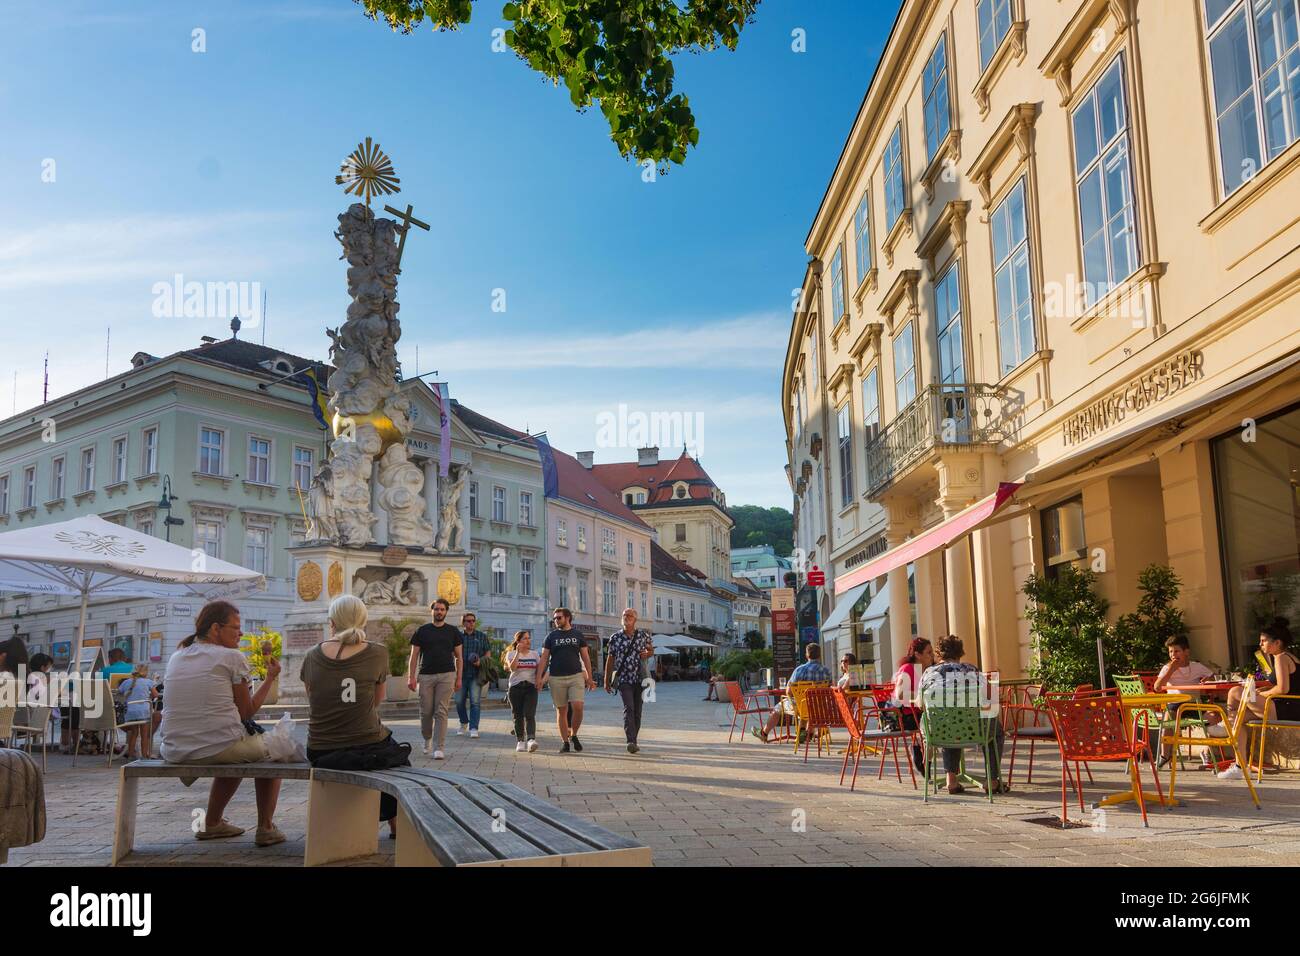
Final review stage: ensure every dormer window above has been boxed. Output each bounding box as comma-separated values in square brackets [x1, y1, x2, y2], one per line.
[674, 483, 688, 499]
[272, 357, 294, 375]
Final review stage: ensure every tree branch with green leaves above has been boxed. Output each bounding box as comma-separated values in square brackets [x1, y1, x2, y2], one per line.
[356, 0, 760, 167]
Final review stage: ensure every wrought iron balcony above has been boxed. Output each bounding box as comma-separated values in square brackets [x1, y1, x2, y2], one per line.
[863, 384, 1012, 498]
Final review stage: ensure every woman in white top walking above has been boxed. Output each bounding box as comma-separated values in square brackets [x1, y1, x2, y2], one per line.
[505, 631, 540, 752]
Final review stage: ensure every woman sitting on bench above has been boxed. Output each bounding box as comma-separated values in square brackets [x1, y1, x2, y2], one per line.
[159, 600, 285, 848]
[301, 594, 408, 839]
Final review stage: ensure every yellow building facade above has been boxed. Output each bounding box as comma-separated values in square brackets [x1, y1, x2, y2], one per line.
[784, 0, 1300, 678]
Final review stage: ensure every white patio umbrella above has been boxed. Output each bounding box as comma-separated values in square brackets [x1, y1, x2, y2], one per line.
[0, 514, 265, 666]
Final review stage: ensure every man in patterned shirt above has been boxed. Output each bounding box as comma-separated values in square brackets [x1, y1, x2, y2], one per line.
[455, 612, 491, 738]
[603, 609, 654, 754]
[752, 643, 832, 743]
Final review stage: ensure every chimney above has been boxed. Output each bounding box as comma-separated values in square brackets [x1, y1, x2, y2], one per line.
[637, 446, 659, 467]
[576, 451, 594, 469]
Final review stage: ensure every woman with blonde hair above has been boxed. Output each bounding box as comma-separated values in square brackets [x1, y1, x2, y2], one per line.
[301, 594, 410, 838]
[117, 663, 158, 759]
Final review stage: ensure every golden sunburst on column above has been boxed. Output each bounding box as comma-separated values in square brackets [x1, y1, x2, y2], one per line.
[335, 136, 401, 207]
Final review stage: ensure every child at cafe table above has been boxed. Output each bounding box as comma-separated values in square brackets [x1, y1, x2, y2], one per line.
[1148, 633, 1215, 767]
[751, 643, 831, 743]
[1219, 618, 1300, 780]
[919, 635, 1006, 795]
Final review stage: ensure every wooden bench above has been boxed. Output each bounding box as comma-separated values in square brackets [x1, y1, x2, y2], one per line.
[113, 760, 649, 867]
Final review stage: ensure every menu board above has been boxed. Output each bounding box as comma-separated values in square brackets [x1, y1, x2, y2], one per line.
[772, 608, 798, 683]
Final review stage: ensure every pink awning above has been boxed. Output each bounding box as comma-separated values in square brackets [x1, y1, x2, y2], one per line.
[834, 482, 1022, 594]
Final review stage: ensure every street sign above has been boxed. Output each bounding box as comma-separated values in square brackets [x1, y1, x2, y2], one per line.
[807, 565, 825, 587]
[771, 588, 795, 611]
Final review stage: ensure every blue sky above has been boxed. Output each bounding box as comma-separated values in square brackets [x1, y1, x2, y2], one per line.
[0, 0, 900, 509]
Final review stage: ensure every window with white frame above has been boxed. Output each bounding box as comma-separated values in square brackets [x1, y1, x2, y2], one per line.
[51, 457, 65, 499]
[627, 587, 635, 610]
[640, 588, 647, 616]
[935, 261, 966, 386]
[810, 335, 819, 382]
[79, 447, 95, 493]
[199, 428, 224, 476]
[292, 447, 313, 492]
[245, 526, 269, 574]
[883, 123, 906, 230]
[627, 540, 634, 564]
[837, 403, 854, 507]
[247, 436, 271, 484]
[557, 518, 568, 547]
[690, 603, 696, 623]
[603, 527, 616, 560]
[493, 556, 507, 595]
[492, 486, 507, 522]
[577, 525, 587, 552]
[22, 466, 36, 509]
[142, 427, 158, 476]
[521, 557, 534, 597]
[655, 595, 663, 619]
[991, 177, 1036, 375]
[469, 481, 479, 518]
[862, 368, 880, 442]
[977, 0, 1013, 71]
[1073, 54, 1140, 307]
[577, 572, 589, 611]
[519, 491, 533, 526]
[640, 544, 647, 566]
[794, 384, 804, 441]
[893, 323, 917, 410]
[853, 191, 872, 282]
[602, 577, 617, 615]
[0, 475, 7, 514]
[112, 436, 127, 484]
[137, 516, 154, 537]
[558, 569, 569, 607]
[635, 491, 645, 503]
[1203, 0, 1300, 196]
[195, 519, 223, 558]
[829, 244, 846, 323]
[923, 32, 951, 160]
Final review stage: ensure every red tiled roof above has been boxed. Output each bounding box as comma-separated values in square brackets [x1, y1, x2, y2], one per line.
[549, 446, 650, 529]
[590, 450, 721, 505]
[650, 542, 708, 592]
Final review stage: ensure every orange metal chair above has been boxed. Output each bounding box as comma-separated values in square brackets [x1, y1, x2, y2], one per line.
[785, 681, 824, 754]
[800, 686, 844, 762]
[831, 687, 917, 790]
[1045, 694, 1164, 826]
[724, 681, 771, 744]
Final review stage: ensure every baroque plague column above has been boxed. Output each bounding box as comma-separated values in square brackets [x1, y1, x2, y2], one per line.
[280, 140, 469, 700]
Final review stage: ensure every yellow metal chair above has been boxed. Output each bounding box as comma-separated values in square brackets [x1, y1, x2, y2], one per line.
[1246, 694, 1300, 783]
[785, 681, 830, 754]
[1164, 699, 1261, 809]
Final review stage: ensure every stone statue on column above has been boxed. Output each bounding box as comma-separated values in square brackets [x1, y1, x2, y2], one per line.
[434, 464, 471, 552]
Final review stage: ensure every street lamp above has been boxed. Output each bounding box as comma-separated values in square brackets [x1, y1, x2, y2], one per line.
[158, 475, 184, 542]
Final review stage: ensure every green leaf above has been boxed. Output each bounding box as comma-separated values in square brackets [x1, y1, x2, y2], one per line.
[502, 2, 520, 20]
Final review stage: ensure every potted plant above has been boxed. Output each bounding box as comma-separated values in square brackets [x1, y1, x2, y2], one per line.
[381, 617, 422, 702]
[241, 628, 282, 705]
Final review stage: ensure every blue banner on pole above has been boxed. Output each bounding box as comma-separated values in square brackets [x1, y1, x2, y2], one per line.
[535, 434, 560, 499]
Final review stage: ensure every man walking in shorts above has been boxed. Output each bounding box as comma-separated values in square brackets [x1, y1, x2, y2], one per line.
[535, 607, 594, 754]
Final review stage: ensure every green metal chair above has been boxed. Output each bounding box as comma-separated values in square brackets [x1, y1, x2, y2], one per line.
[1113, 673, 1205, 770]
[920, 681, 998, 804]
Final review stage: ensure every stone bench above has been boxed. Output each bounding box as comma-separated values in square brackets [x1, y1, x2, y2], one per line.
[113, 760, 650, 867]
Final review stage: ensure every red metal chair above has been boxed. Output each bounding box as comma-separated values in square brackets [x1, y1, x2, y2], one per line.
[1044, 694, 1164, 827]
[831, 687, 917, 791]
[1135, 672, 1159, 693]
[800, 686, 845, 761]
[724, 681, 772, 744]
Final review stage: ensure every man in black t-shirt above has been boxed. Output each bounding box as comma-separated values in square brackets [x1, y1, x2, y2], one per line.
[406, 598, 463, 758]
[535, 607, 594, 754]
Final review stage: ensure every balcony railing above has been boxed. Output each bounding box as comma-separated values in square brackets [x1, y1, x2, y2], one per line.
[864, 383, 1012, 498]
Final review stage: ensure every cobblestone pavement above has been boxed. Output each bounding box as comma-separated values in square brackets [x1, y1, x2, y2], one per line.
[9, 681, 1300, 866]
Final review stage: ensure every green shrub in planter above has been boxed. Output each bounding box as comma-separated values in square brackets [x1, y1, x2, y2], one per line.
[1023, 566, 1112, 694]
[380, 617, 423, 678]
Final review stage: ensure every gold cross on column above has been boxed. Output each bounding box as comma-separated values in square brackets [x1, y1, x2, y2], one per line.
[383, 203, 431, 273]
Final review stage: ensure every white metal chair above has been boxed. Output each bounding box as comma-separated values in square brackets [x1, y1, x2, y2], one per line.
[73, 679, 147, 767]
[11, 706, 51, 773]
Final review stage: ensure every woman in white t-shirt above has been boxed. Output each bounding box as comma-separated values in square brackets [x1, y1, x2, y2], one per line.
[160, 600, 285, 847]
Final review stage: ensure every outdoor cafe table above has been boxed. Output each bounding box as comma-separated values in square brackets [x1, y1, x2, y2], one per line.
[1165, 680, 1271, 771]
[1094, 692, 1192, 810]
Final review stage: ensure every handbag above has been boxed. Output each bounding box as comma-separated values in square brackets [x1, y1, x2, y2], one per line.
[309, 731, 412, 771]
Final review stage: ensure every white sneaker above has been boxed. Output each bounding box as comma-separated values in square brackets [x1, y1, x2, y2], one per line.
[1218, 763, 1243, 779]
[526, 739, 538, 753]
[422, 739, 432, 756]
[456, 725, 467, 736]
[515, 741, 526, 753]
[469, 729, 480, 739]
[1206, 724, 1229, 738]
[433, 749, 445, 760]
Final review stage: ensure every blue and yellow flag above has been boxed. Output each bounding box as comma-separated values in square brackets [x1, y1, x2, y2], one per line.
[297, 368, 330, 430]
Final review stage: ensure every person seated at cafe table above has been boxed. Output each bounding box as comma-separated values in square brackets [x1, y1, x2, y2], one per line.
[837, 652, 858, 690]
[891, 638, 933, 772]
[1219, 618, 1300, 780]
[1149, 634, 1215, 767]
[919, 635, 1007, 795]
[751, 643, 832, 742]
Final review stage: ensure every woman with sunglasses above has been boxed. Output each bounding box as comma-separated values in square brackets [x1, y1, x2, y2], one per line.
[159, 600, 285, 847]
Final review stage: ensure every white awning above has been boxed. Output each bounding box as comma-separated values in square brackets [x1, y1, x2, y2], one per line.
[860, 579, 893, 625]
[820, 581, 869, 632]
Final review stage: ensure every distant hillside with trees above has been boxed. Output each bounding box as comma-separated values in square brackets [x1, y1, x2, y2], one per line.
[730, 506, 793, 557]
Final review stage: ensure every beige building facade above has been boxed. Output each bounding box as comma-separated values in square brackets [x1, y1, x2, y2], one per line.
[785, 0, 1300, 677]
